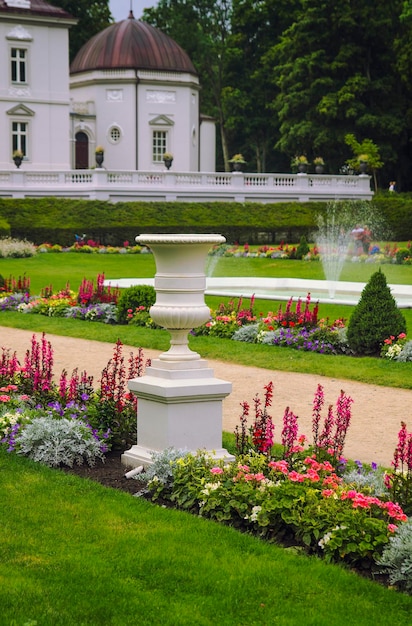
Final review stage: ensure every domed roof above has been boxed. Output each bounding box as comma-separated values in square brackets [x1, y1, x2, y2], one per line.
[70, 15, 197, 76]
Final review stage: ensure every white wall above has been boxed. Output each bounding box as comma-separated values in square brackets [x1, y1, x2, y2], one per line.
[0, 15, 74, 170]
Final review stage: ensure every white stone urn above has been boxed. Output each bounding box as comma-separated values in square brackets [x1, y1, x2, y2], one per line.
[136, 233, 225, 362]
[122, 233, 233, 468]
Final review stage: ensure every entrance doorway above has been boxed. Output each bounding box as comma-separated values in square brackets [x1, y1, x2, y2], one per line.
[75, 132, 89, 169]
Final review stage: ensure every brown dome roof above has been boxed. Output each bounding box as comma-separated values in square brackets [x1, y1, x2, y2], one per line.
[0, 0, 74, 20]
[70, 17, 197, 75]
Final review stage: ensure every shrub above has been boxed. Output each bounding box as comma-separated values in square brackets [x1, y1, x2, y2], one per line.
[116, 285, 156, 323]
[347, 270, 407, 356]
[295, 235, 310, 259]
[395, 248, 410, 264]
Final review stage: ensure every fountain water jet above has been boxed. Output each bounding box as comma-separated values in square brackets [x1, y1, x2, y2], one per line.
[315, 204, 353, 298]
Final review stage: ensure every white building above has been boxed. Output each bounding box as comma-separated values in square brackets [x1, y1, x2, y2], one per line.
[0, 1, 372, 202]
[0, 0, 216, 172]
[0, 0, 76, 170]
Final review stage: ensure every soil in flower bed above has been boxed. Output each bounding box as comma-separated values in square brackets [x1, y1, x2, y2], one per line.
[61, 451, 146, 496]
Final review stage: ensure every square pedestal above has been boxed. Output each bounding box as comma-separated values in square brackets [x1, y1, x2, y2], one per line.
[121, 360, 234, 467]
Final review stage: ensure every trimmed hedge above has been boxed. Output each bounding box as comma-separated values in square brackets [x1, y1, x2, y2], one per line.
[0, 196, 410, 246]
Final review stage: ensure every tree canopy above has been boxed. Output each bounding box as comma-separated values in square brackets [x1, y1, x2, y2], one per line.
[141, 0, 412, 188]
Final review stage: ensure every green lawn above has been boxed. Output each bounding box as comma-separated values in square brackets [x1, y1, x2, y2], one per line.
[2, 252, 412, 294]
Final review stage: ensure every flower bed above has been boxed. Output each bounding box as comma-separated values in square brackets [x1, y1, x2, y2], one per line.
[135, 381, 412, 591]
[1, 272, 411, 360]
[1, 236, 412, 264]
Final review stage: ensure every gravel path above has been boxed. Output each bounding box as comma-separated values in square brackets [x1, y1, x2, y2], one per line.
[2, 326, 411, 468]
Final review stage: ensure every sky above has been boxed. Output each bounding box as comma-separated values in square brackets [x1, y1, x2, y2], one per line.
[109, 0, 157, 22]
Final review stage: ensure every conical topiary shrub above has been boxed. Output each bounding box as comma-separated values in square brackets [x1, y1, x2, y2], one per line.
[347, 269, 407, 356]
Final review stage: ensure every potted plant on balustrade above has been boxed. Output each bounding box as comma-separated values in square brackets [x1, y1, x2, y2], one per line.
[228, 153, 246, 172]
[344, 134, 383, 191]
[163, 152, 174, 170]
[12, 149, 24, 168]
[313, 156, 325, 174]
[291, 154, 310, 174]
[95, 145, 105, 168]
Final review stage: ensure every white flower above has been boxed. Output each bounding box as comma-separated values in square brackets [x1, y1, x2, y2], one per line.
[245, 505, 262, 522]
[201, 482, 220, 496]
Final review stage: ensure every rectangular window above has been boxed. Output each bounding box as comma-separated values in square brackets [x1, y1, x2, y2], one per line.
[12, 121, 28, 156]
[11, 48, 26, 83]
[152, 130, 167, 162]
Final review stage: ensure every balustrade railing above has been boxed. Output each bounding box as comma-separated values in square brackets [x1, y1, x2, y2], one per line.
[0, 169, 373, 202]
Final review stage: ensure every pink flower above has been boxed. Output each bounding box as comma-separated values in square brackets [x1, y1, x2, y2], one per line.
[288, 471, 305, 482]
[210, 467, 223, 475]
[388, 524, 398, 533]
[268, 460, 289, 474]
[0, 395, 10, 402]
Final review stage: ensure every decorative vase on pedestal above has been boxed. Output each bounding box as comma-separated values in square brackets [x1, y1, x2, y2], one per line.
[13, 156, 23, 168]
[163, 157, 173, 170]
[298, 163, 308, 174]
[315, 165, 324, 174]
[95, 152, 104, 168]
[140, 233, 225, 362]
[359, 161, 368, 175]
[232, 162, 243, 172]
[121, 233, 234, 468]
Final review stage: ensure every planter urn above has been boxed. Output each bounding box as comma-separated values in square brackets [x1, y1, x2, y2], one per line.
[95, 151, 104, 168]
[122, 233, 234, 468]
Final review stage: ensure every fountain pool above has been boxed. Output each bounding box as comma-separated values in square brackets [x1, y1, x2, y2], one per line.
[105, 277, 412, 308]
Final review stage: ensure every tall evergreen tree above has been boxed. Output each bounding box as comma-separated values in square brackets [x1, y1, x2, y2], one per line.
[347, 270, 407, 356]
[224, 0, 299, 172]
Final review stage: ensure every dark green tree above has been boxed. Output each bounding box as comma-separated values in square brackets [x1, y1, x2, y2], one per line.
[347, 270, 407, 356]
[223, 0, 299, 172]
[52, 0, 112, 61]
[269, 0, 406, 181]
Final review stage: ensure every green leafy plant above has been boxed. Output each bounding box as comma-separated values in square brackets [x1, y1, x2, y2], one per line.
[344, 134, 383, 190]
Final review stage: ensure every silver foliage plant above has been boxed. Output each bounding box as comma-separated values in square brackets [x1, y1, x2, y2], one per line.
[342, 465, 388, 498]
[137, 447, 189, 486]
[15, 416, 105, 467]
[378, 519, 412, 592]
[395, 340, 412, 362]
